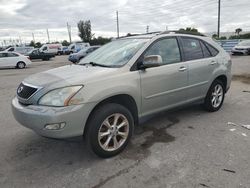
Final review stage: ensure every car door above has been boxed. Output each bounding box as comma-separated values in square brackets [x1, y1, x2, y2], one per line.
[7, 53, 19, 67]
[180, 37, 218, 101]
[0, 53, 5, 67]
[139, 37, 188, 116]
[0, 53, 9, 67]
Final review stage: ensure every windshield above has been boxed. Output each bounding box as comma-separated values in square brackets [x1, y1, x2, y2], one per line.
[238, 40, 250, 46]
[79, 38, 148, 67]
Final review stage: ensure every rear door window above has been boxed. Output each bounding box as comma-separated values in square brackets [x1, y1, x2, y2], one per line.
[8, 53, 19, 57]
[181, 37, 204, 61]
[0, 53, 8, 58]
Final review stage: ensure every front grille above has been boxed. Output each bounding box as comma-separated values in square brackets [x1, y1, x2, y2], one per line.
[17, 83, 38, 99]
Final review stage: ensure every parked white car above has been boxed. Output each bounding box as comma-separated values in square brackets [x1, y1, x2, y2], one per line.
[4, 46, 34, 55]
[231, 40, 250, 55]
[0, 52, 31, 69]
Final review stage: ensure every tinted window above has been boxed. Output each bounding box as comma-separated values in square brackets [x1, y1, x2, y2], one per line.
[0, 53, 8, 58]
[144, 38, 181, 65]
[42, 46, 48, 51]
[182, 37, 203, 61]
[8, 53, 19, 57]
[205, 43, 219, 56]
[200, 41, 212, 58]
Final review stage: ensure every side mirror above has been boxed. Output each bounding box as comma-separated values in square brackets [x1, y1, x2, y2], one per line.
[141, 55, 163, 69]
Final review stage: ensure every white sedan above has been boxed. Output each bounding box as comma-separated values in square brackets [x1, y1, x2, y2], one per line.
[0, 52, 31, 69]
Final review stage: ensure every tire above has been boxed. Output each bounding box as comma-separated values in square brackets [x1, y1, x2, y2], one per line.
[85, 103, 134, 158]
[204, 80, 225, 112]
[16, 62, 26, 69]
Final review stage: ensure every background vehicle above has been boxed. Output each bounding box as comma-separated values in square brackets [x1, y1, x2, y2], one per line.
[68, 46, 100, 63]
[0, 52, 31, 68]
[4, 46, 34, 55]
[67, 42, 90, 54]
[12, 32, 231, 158]
[39, 43, 62, 54]
[231, 40, 250, 55]
[28, 49, 55, 61]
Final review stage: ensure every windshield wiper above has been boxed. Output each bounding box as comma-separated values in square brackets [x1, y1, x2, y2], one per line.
[80, 62, 111, 68]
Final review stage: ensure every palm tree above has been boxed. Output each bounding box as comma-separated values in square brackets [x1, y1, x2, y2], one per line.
[235, 28, 242, 35]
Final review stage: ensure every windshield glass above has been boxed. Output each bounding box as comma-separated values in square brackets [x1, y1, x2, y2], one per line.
[238, 40, 250, 46]
[79, 38, 148, 67]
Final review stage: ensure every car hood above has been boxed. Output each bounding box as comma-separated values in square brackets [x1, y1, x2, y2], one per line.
[23, 64, 118, 88]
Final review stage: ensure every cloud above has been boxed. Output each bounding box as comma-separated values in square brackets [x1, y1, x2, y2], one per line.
[0, 0, 250, 43]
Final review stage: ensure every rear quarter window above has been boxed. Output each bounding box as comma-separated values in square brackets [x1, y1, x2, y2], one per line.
[204, 42, 219, 56]
[181, 37, 204, 61]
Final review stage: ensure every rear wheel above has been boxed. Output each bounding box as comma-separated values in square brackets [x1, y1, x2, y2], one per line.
[85, 103, 134, 158]
[204, 80, 225, 112]
[16, 62, 26, 69]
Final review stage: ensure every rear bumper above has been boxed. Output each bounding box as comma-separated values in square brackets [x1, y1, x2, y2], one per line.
[11, 97, 96, 138]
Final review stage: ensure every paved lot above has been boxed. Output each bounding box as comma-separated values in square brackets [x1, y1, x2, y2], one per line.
[0, 55, 250, 188]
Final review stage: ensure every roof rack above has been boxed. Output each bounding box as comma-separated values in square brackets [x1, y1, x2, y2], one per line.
[118, 31, 161, 39]
[160, 30, 206, 37]
[118, 30, 206, 39]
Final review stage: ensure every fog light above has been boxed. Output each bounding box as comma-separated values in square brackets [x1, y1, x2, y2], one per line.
[44, 122, 66, 130]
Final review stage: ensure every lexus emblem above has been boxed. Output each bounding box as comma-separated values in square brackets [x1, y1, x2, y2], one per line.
[17, 86, 24, 94]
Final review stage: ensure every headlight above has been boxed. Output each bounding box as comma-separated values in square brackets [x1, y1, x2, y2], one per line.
[38, 86, 84, 106]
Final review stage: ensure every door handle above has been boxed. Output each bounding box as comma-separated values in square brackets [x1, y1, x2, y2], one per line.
[210, 61, 217, 65]
[179, 66, 187, 72]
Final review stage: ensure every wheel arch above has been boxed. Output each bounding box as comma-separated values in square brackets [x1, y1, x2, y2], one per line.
[214, 75, 227, 91]
[16, 61, 26, 68]
[83, 94, 139, 135]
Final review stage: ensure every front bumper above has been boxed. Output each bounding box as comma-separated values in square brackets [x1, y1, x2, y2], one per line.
[231, 49, 249, 55]
[11, 97, 96, 138]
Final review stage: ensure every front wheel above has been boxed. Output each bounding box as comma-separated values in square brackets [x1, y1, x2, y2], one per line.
[204, 80, 225, 112]
[85, 103, 134, 158]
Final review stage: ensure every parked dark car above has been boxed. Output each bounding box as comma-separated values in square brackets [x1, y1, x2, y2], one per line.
[68, 46, 100, 63]
[28, 49, 55, 61]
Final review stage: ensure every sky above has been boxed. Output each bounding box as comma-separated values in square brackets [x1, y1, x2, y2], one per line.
[0, 0, 250, 45]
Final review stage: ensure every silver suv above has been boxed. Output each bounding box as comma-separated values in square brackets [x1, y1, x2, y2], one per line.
[12, 32, 232, 158]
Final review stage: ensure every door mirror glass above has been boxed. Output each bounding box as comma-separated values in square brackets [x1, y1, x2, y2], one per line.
[142, 55, 163, 68]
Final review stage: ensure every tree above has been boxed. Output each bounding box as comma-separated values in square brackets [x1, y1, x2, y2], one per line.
[62, 40, 70, 46]
[90, 37, 111, 45]
[235, 28, 242, 35]
[179, 27, 198, 33]
[219, 36, 227, 40]
[178, 27, 202, 36]
[212, 34, 218, 39]
[29, 40, 36, 47]
[35, 42, 42, 48]
[77, 20, 94, 42]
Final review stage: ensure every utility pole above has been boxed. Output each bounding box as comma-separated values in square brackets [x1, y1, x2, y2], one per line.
[67, 22, 72, 43]
[217, 0, 221, 38]
[32, 33, 35, 43]
[46, 28, 50, 43]
[116, 11, 120, 38]
[146, 25, 149, 33]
